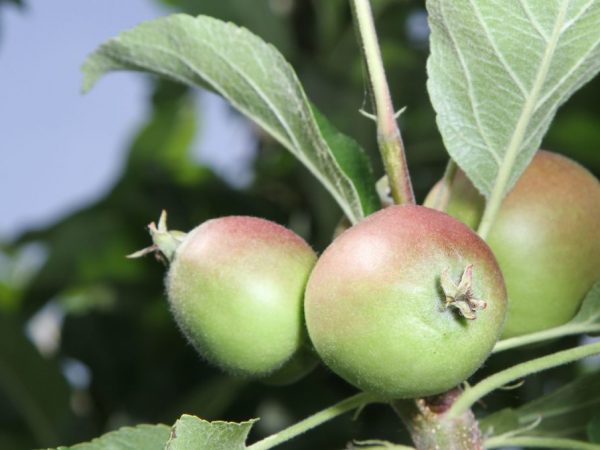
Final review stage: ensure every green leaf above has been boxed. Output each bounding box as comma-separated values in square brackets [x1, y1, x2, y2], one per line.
[0, 314, 71, 447]
[349, 440, 415, 449]
[481, 370, 600, 440]
[156, 0, 294, 57]
[0, 244, 47, 311]
[126, 80, 209, 186]
[312, 106, 380, 217]
[54, 423, 171, 450]
[0, 0, 23, 7]
[82, 14, 380, 223]
[427, 0, 600, 201]
[166, 415, 257, 450]
[588, 414, 600, 443]
[166, 377, 246, 421]
[571, 279, 600, 328]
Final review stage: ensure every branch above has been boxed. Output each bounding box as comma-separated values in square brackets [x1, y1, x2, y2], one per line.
[350, 0, 415, 205]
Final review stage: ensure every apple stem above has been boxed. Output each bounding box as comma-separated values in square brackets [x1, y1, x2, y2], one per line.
[350, 0, 415, 206]
[392, 389, 483, 450]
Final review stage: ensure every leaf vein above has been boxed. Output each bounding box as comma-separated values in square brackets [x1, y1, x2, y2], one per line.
[440, 1, 502, 166]
[124, 34, 355, 215]
[562, 0, 596, 32]
[486, 1, 569, 202]
[468, 0, 528, 97]
[517, 0, 550, 42]
[534, 32, 600, 111]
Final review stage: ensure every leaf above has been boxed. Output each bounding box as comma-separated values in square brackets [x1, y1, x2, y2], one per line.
[81, 14, 380, 223]
[588, 414, 600, 443]
[571, 279, 600, 328]
[166, 414, 257, 450]
[156, 0, 294, 57]
[0, 243, 47, 311]
[426, 0, 600, 200]
[312, 106, 380, 217]
[54, 423, 170, 450]
[0, 0, 23, 7]
[0, 314, 71, 447]
[481, 370, 600, 440]
[126, 80, 209, 185]
[349, 439, 416, 449]
[166, 377, 246, 421]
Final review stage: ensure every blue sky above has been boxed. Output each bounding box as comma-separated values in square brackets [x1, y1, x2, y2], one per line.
[0, 0, 164, 239]
[0, 1, 256, 240]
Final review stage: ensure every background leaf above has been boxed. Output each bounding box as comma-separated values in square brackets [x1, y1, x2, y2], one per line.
[159, 0, 294, 57]
[481, 369, 600, 440]
[588, 414, 600, 443]
[55, 424, 170, 450]
[81, 14, 380, 223]
[427, 0, 600, 199]
[166, 415, 257, 450]
[0, 314, 71, 447]
[571, 279, 600, 329]
[0, 0, 23, 8]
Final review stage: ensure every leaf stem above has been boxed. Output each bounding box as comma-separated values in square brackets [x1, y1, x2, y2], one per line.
[350, 0, 415, 205]
[485, 435, 600, 449]
[0, 362, 59, 445]
[351, 439, 415, 449]
[448, 341, 600, 418]
[493, 323, 600, 353]
[247, 392, 381, 450]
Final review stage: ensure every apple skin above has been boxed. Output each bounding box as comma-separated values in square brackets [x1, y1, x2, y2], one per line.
[304, 205, 507, 399]
[426, 151, 600, 338]
[167, 216, 317, 377]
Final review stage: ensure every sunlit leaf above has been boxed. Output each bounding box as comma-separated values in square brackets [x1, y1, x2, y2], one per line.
[166, 377, 246, 421]
[427, 0, 600, 201]
[156, 0, 294, 56]
[166, 414, 257, 450]
[55, 424, 170, 450]
[82, 14, 380, 223]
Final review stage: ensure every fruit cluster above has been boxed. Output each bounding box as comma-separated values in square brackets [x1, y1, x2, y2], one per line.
[426, 151, 600, 337]
[140, 150, 599, 399]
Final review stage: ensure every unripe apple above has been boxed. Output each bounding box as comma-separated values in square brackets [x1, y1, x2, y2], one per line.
[426, 151, 600, 338]
[136, 213, 317, 378]
[304, 205, 507, 399]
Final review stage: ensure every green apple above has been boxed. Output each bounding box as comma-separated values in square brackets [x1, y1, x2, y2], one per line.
[140, 213, 317, 378]
[304, 205, 507, 399]
[426, 151, 600, 338]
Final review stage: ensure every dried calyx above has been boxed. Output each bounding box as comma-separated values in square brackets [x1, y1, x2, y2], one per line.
[441, 265, 487, 320]
[127, 210, 187, 263]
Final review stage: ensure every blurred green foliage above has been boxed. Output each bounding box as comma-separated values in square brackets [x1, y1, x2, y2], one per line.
[0, 0, 23, 8]
[1, 1, 600, 449]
